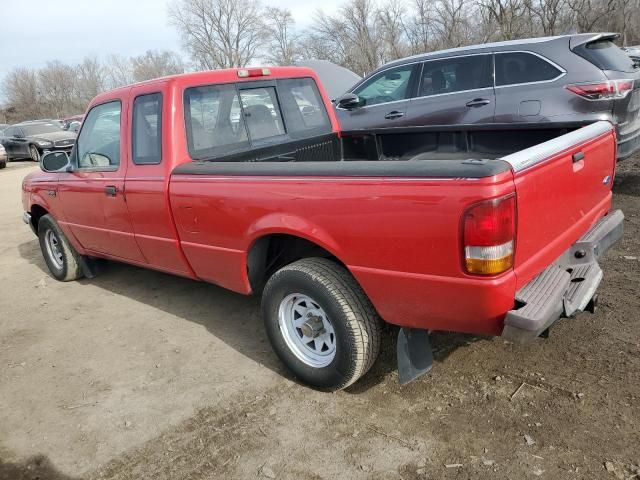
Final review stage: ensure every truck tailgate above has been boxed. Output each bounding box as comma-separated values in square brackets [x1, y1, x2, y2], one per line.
[500, 121, 616, 288]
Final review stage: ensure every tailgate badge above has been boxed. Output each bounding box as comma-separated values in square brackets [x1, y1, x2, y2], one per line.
[603, 175, 611, 185]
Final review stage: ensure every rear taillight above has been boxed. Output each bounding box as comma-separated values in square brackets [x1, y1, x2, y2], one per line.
[463, 195, 516, 275]
[565, 79, 634, 100]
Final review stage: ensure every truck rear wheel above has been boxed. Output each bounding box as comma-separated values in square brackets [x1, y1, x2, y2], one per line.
[262, 258, 381, 390]
[38, 214, 83, 281]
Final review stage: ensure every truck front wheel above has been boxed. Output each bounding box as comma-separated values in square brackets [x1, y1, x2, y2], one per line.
[262, 258, 381, 390]
[38, 214, 84, 281]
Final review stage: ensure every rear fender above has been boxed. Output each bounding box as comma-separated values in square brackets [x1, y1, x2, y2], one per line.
[246, 213, 344, 259]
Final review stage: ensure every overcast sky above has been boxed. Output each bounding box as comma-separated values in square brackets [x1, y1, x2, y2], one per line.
[0, 0, 342, 83]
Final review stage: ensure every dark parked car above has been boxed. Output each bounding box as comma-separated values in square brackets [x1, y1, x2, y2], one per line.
[1, 122, 76, 162]
[335, 33, 640, 160]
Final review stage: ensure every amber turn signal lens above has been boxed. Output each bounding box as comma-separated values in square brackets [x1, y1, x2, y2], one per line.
[465, 252, 514, 275]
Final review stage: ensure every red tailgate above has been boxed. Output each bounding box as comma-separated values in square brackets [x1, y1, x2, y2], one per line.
[501, 122, 617, 288]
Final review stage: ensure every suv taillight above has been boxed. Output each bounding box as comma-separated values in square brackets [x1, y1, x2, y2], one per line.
[463, 195, 516, 275]
[565, 79, 634, 100]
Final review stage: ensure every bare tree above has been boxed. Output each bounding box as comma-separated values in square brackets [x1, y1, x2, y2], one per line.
[477, 0, 531, 41]
[566, 0, 615, 32]
[38, 62, 78, 118]
[263, 7, 299, 65]
[405, 0, 435, 54]
[76, 56, 105, 107]
[131, 50, 185, 82]
[105, 54, 135, 89]
[432, 0, 474, 48]
[378, 0, 411, 60]
[302, 12, 351, 67]
[1, 68, 40, 122]
[527, 0, 567, 35]
[168, 0, 265, 69]
[308, 0, 382, 76]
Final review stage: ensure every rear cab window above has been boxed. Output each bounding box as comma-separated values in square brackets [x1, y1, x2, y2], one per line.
[238, 86, 286, 142]
[495, 52, 564, 86]
[183, 77, 331, 160]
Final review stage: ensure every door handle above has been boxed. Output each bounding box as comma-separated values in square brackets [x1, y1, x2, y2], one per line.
[104, 185, 118, 197]
[465, 98, 491, 107]
[572, 151, 585, 163]
[384, 111, 405, 119]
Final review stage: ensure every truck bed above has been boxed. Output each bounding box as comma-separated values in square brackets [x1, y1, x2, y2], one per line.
[169, 121, 616, 336]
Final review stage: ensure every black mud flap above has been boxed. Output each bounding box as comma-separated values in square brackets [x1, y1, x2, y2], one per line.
[397, 328, 434, 385]
[78, 256, 101, 279]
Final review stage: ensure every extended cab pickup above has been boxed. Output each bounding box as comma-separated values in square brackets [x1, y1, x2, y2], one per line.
[22, 67, 624, 390]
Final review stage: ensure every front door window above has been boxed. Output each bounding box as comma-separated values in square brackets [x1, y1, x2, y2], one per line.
[76, 101, 122, 169]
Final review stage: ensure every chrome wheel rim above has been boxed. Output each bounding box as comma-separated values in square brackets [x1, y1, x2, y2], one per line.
[30, 146, 40, 162]
[45, 229, 63, 269]
[278, 293, 336, 368]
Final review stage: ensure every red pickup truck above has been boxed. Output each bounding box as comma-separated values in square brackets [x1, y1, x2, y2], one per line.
[22, 67, 624, 390]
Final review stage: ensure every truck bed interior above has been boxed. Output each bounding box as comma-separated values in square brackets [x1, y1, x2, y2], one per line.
[173, 123, 590, 179]
[341, 124, 583, 162]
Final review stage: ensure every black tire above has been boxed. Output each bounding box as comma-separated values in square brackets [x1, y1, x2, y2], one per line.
[29, 145, 41, 162]
[38, 214, 84, 281]
[262, 258, 381, 390]
[0, 159, 5, 169]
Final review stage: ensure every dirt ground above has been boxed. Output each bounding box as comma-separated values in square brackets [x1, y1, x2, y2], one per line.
[0, 157, 638, 480]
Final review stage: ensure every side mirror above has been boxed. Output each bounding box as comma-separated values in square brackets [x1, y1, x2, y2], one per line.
[41, 151, 73, 173]
[336, 93, 360, 110]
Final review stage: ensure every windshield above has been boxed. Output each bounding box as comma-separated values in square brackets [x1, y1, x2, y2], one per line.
[21, 123, 63, 135]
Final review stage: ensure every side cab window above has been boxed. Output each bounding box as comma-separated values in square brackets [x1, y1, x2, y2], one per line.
[76, 101, 122, 169]
[132, 93, 162, 165]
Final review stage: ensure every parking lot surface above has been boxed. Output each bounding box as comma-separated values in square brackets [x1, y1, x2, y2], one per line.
[1, 158, 639, 479]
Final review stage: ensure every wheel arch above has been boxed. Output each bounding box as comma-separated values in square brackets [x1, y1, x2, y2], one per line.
[29, 203, 49, 233]
[246, 230, 349, 294]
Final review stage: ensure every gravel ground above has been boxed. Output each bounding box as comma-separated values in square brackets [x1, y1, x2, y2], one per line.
[0, 157, 638, 480]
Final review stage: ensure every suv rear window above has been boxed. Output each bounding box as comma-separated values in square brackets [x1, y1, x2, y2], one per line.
[575, 40, 637, 73]
[495, 52, 563, 86]
[184, 78, 331, 160]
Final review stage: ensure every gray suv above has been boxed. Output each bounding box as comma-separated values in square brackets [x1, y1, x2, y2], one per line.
[335, 33, 640, 159]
